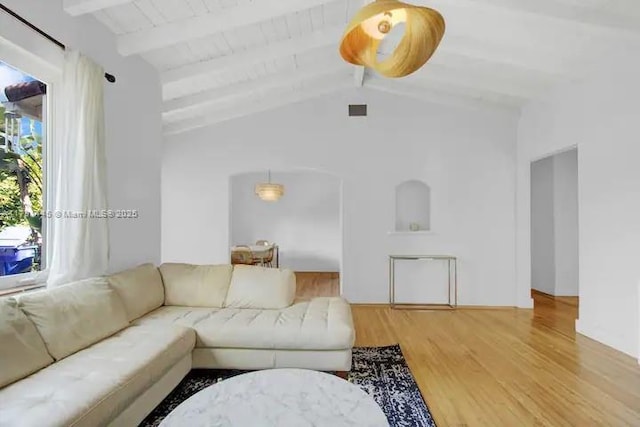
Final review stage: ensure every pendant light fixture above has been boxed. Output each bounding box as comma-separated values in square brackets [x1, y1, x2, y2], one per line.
[255, 170, 284, 202]
[339, 0, 445, 78]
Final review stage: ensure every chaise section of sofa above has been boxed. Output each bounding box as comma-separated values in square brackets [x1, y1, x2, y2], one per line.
[135, 296, 355, 371]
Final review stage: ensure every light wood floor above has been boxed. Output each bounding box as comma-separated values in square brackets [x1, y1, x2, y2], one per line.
[295, 272, 340, 300]
[296, 272, 640, 426]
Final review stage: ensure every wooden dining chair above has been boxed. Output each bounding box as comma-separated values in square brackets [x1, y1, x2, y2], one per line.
[261, 247, 274, 267]
[251, 246, 275, 267]
[231, 246, 254, 265]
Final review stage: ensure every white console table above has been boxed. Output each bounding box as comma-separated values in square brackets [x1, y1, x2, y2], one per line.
[388, 255, 458, 309]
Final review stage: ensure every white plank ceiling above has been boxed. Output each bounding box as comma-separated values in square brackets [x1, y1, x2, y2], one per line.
[63, 0, 640, 134]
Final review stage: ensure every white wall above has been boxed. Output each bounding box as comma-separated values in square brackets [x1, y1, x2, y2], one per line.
[230, 171, 341, 272]
[163, 89, 519, 305]
[517, 50, 640, 358]
[530, 156, 555, 295]
[553, 149, 579, 296]
[0, 0, 162, 273]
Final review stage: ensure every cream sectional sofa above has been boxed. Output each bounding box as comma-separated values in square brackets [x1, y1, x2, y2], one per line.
[0, 264, 355, 427]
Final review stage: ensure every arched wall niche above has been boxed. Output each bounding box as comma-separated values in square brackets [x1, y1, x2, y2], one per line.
[395, 180, 431, 232]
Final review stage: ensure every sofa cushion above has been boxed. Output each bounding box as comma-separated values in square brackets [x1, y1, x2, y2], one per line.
[0, 298, 54, 388]
[0, 324, 195, 427]
[108, 263, 165, 321]
[134, 305, 217, 330]
[16, 278, 129, 361]
[160, 263, 233, 307]
[224, 265, 296, 309]
[135, 297, 354, 351]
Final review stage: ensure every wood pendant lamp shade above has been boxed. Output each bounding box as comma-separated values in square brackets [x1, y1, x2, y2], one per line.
[339, 0, 445, 78]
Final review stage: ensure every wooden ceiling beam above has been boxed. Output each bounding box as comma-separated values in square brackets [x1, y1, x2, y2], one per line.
[164, 77, 353, 135]
[163, 62, 350, 121]
[365, 77, 522, 114]
[161, 25, 344, 100]
[117, 0, 338, 56]
[63, 0, 134, 16]
[434, 0, 640, 35]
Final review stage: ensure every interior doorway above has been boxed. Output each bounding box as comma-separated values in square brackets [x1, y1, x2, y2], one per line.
[229, 170, 342, 298]
[530, 148, 579, 325]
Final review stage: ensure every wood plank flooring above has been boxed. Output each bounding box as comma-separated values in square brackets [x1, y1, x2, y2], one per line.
[295, 272, 340, 300]
[295, 272, 640, 426]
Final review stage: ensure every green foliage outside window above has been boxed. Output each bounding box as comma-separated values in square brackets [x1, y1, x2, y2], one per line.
[0, 104, 43, 238]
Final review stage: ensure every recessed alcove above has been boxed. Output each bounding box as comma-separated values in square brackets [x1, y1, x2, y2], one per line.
[395, 180, 431, 232]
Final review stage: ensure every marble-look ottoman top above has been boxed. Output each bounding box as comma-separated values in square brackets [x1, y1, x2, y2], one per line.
[159, 368, 389, 427]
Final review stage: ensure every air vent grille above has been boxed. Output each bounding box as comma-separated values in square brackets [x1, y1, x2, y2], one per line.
[349, 104, 367, 117]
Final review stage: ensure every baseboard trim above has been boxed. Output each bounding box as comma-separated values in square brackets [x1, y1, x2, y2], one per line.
[294, 271, 340, 274]
[351, 303, 517, 310]
[532, 289, 579, 307]
[351, 303, 391, 308]
[532, 289, 550, 297]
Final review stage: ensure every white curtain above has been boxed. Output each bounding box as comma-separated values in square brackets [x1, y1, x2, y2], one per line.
[47, 50, 109, 287]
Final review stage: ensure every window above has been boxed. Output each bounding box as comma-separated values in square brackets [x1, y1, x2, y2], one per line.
[0, 60, 47, 291]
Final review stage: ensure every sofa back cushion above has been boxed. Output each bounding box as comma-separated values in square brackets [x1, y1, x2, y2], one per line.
[160, 263, 233, 307]
[108, 263, 165, 321]
[224, 266, 296, 309]
[0, 298, 54, 388]
[16, 278, 129, 361]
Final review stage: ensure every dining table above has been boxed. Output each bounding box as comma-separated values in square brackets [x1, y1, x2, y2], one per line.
[231, 244, 279, 268]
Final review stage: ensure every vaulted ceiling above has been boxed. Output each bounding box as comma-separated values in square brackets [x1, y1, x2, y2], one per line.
[62, 0, 640, 135]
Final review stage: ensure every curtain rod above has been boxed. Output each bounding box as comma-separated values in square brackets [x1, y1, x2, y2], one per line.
[0, 3, 116, 83]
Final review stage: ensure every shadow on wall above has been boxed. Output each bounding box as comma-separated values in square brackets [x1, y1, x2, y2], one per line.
[230, 170, 342, 273]
[278, 253, 339, 272]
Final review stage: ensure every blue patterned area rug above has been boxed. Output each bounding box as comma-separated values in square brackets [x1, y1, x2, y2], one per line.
[351, 345, 436, 426]
[140, 344, 436, 427]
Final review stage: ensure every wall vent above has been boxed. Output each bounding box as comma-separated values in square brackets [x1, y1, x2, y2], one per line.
[348, 104, 367, 117]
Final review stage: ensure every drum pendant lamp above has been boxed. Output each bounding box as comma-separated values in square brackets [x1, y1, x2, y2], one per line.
[339, 0, 445, 78]
[255, 170, 284, 202]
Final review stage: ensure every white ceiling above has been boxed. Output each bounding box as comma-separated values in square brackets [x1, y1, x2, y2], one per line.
[62, 0, 640, 135]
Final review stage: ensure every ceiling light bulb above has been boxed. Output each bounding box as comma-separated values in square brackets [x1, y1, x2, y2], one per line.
[378, 20, 391, 34]
[360, 8, 407, 40]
